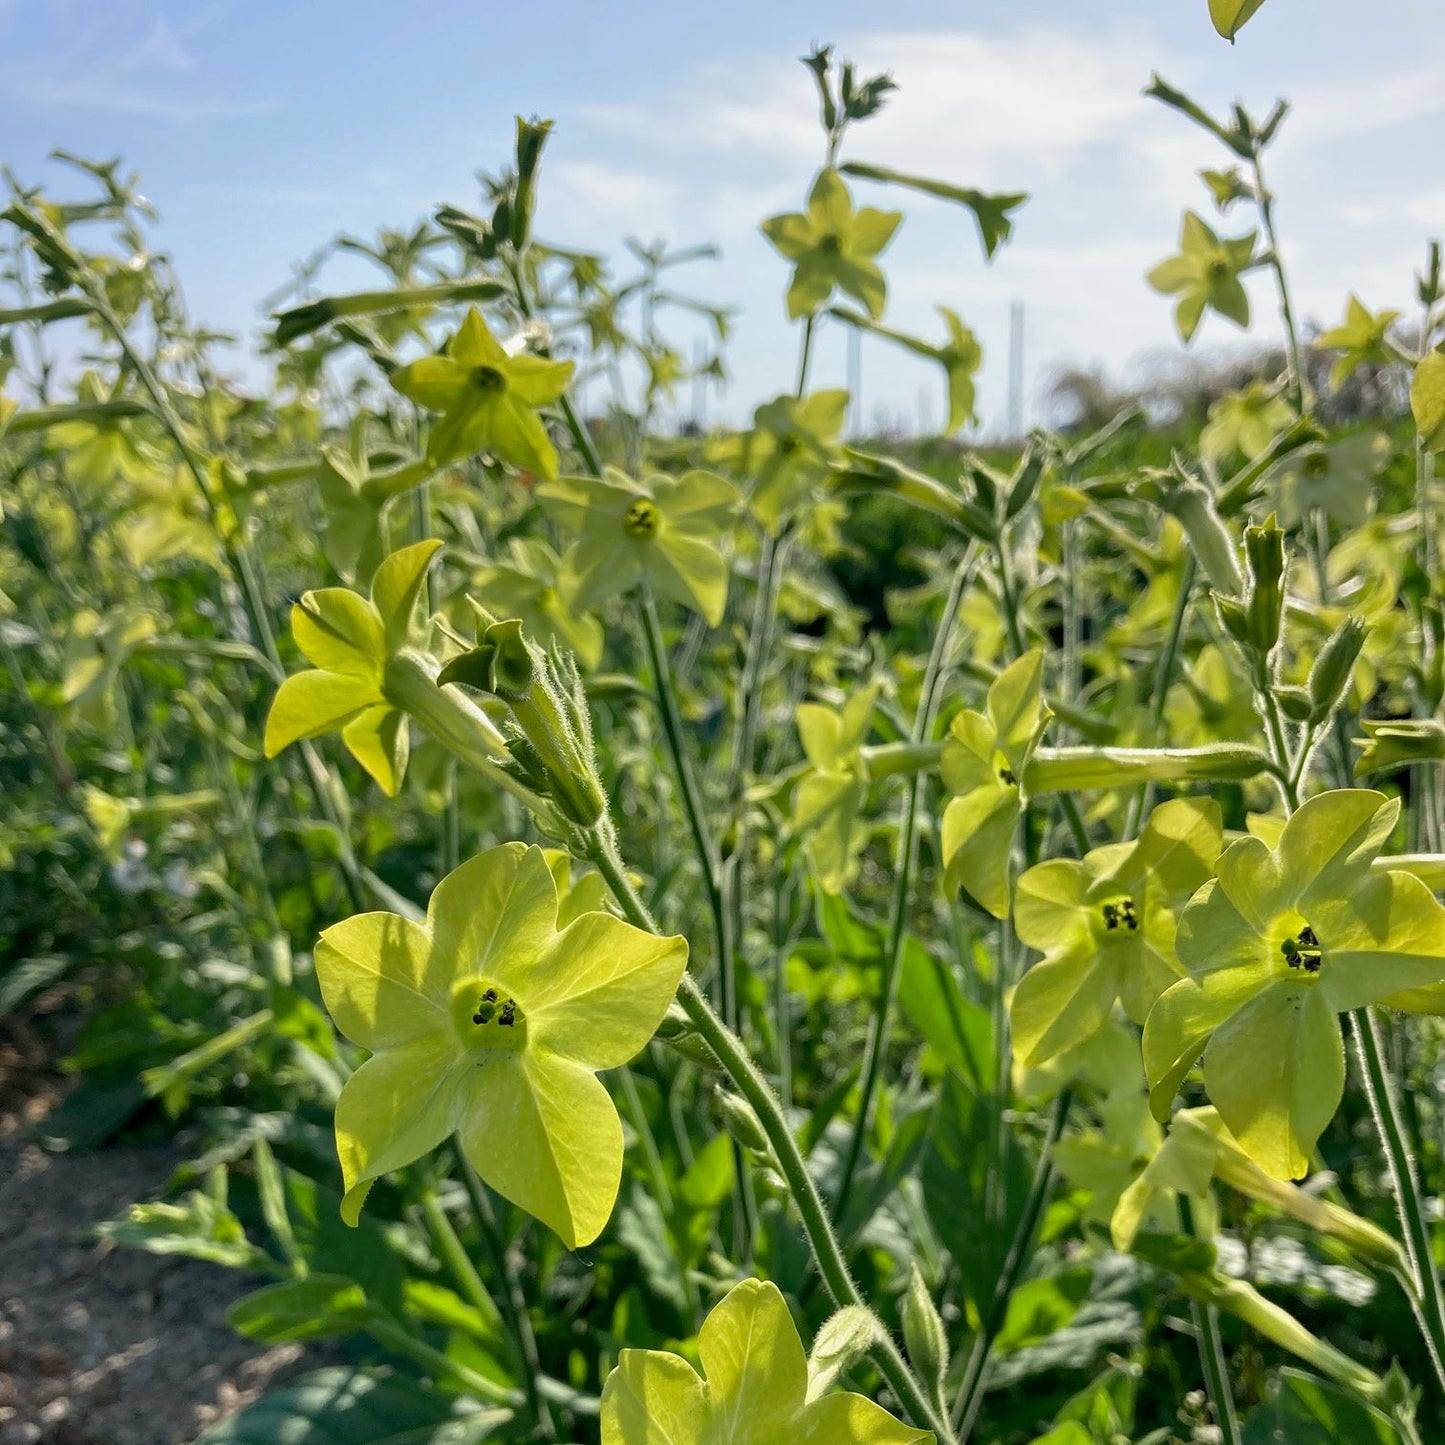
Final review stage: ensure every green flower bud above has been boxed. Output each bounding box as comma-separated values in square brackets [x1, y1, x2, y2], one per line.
[1243, 514, 1286, 658]
[1308, 615, 1367, 723]
[901, 1264, 949, 1399]
[807, 1305, 882, 1399]
[1276, 685, 1313, 722]
[715, 1091, 770, 1155]
[1135, 465, 1243, 594]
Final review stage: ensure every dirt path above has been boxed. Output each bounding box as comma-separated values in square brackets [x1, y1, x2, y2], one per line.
[0, 1016, 311, 1445]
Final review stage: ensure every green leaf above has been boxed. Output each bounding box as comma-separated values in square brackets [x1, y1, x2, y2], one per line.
[229, 1274, 376, 1344]
[1241, 1369, 1404, 1445]
[1209, 0, 1269, 38]
[839, 162, 1027, 258]
[1411, 349, 1445, 451]
[195, 1367, 511, 1445]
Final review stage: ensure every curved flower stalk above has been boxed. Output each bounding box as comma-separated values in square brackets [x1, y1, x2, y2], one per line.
[1144, 789, 1445, 1178]
[940, 650, 1052, 918]
[1010, 797, 1223, 1068]
[538, 465, 740, 627]
[390, 307, 575, 478]
[316, 841, 687, 1246]
[792, 683, 880, 894]
[601, 1278, 931, 1445]
[1147, 211, 1257, 343]
[761, 168, 902, 321]
[264, 539, 445, 796]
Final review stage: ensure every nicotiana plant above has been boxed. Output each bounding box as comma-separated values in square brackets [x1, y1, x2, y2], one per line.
[3, 11, 1445, 1445]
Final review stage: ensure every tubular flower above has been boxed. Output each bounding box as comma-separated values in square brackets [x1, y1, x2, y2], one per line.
[1010, 798, 1223, 1068]
[1143, 789, 1445, 1179]
[264, 539, 440, 796]
[316, 842, 687, 1246]
[761, 168, 902, 321]
[390, 307, 575, 478]
[538, 466, 741, 627]
[601, 1278, 931, 1445]
[940, 651, 1052, 919]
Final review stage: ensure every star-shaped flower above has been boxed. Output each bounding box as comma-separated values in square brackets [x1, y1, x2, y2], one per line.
[1269, 432, 1390, 528]
[1010, 798, 1222, 1068]
[469, 536, 604, 670]
[1143, 789, 1445, 1179]
[743, 389, 849, 534]
[792, 684, 880, 894]
[940, 652, 1052, 919]
[264, 539, 439, 796]
[538, 467, 740, 627]
[601, 1277, 930, 1445]
[761, 169, 902, 321]
[1147, 212, 1257, 343]
[390, 308, 574, 479]
[317, 842, 687, 1246]
[1317, 295, 1402, 388]
[1199, 382, 1294, 463]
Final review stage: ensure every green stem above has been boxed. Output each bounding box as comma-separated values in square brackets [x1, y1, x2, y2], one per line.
[1251, 148, 1310, 414]
[1190, 1300, 1242, 1445]
[418, 1190, 505, 1337]
[796, 314, 817, 398]
[450, 1139, 558, 1440]
[1124, 551, 1197, 837]
[952, 1088, 1074, 1439]
[638, 592, 731, 1016]
[1351, 1009, 1445, 1399]
[584, 836, 953, 1442]
[834, 546, 977, 1220]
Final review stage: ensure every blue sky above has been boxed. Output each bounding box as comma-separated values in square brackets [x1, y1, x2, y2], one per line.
[1, 0, 1440, 433]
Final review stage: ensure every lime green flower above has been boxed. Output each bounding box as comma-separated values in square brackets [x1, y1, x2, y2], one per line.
[59, 606, 157, 732]
[762, 169, 902, 321]
[940, 652, 1051, 918]
[602, 1277, 930, 1445]
[390, 308, 574, 478]
[264, 540, 440, 796]
[1010, 798, 1222, 1068]
[1144, 789, 1445, 1179]
[1199, 382, 1294, 462]
[538, 467, 740, 627]
[792, 684, 879, 894]
[1147, 212, 1256, 343]
[1270, 432, 1390, 528]
[1054, 1088, 1176, 1239]
[469, 537, 604, 670]
[317, 842, 687, 1245]
[745, 389, 849, 533]
[1355, 717, 1445, 777]
[48, 372, 156, 489]
[1317, 295, 1401, 388]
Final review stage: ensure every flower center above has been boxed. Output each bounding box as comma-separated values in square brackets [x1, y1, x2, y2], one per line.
[818, 231, 843, 255]
[471, 365, 507, 394]
[1100, 896, 1140, 933]
[1206, 258, 1230, 283]
[451, 978, 527, 1052]
[1303, 450, 1330, 480]
[997, 765, 1017, 787]
[623, 498, 660, 539]
[1280, 923, 1322, 974]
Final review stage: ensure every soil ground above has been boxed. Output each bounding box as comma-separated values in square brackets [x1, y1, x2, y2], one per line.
[0, 1007, 311, 1445]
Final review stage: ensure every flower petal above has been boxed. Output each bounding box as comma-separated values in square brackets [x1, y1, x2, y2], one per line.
[1010, 936, 1119, 1068]
[1204, 979, 1343, 1180]
[602, 1349, 705, 1445]
[460, 1051, 623, 1248]
[427, 842, 559, 992]
[291, 588, 385, 676]
[448, 308, 509, 369]
[315, 909, 447, 1049]
[335, 1034, 468, 1224]
[697, 1279, 807, 1437]
[507, 353, 575, 407]
[390, 354, 470, 411]
[1283, 788, 1396, 911]
[491, 396, 561, 481]
[525, 911, 687, 1070]
[649, 528, 731, 627]
[798, 1392, 931, 1445]
[1174, 878, 1266, 978]
[1316, 870, 1445, 1012]
[341, 703, 409, 797]
[263, 669, 377, 757]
